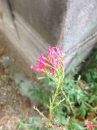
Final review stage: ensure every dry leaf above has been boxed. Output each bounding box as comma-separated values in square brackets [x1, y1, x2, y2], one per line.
[75, 116, 85, 122]
[0, 47, 5, 56]
[20, 97, 31, 115]
[86, 112, 96, 120]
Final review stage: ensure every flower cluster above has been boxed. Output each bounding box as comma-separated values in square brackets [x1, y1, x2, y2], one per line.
[30, 45, 64, 75]
[85, 121, 94, 130]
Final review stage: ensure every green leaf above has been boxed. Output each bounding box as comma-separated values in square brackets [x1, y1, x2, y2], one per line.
[56, 114, 66, 125]
[76, 103, 86, 117]
[89, 95, 97, 103]
[28, 117, 36, 124]
[86, 73, 91, 83]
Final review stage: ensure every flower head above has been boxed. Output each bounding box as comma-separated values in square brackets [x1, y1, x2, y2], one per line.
[85, 121, 94, 130]
[30, 45, 64, 77]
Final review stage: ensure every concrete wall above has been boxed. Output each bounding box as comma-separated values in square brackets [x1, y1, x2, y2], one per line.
[62, 0, 97, 72]
[9, 0, 67, 44]
[0, 0, 97, 77]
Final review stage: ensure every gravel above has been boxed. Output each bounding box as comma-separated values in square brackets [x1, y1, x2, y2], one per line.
[0, 31, 31, 130]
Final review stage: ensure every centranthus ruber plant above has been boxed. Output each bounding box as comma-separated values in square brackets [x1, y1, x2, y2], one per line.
[30, 45, 64, 81]
[18, 45, 97, 130]
[30, 45, 65, 125]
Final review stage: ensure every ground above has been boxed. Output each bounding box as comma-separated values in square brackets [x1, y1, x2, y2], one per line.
[0, 31, 31, 130]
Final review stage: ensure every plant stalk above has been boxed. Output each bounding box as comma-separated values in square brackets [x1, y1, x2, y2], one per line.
[61, 89, 75, 115]
[48, 79, 61, 126]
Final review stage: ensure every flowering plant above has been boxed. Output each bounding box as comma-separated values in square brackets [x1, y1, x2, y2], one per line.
[30, 45, 65, 126]
[17, 46, 97, 130]
[30, 45, 64, 81]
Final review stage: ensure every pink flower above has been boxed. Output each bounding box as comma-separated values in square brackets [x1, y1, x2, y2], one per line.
[85, 121, 94, 130]
[46, 45, 62, 59]
[55, 45, 62, 56]
[33, 64, 43, 70]
[30, 45, 64, 75]
[46, 45, 64, 67]
[49, 68, 55, 74]
[37, 54, 47, 65]
[49, 57, 58, 67]
[37, 54, 44, 62]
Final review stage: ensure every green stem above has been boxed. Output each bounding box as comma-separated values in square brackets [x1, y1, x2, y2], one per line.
[61, 89, 75, 115]
[48, 66, 64, 127]
[48, 79, 61, 126]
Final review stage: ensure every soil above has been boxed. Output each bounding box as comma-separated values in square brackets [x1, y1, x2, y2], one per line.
[0, 31, 31, 130]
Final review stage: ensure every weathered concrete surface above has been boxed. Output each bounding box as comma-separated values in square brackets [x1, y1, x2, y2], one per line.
[62, 0, 97, 72]
[63, 0, 97, 52]
[0, 0, 97, 76]
[9, 0, 67, 44]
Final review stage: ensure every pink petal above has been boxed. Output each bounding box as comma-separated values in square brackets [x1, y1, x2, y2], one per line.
[49, 68, 55, 74]
[85, 121, 94, 130]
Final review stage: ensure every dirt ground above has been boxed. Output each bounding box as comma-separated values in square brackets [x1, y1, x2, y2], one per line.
[0, 30, 31, 130]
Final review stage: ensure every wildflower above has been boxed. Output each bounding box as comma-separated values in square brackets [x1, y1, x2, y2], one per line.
[49, 68, 55, 74]
[30, 45, 64, 76]
[85, 121, 94, 130]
